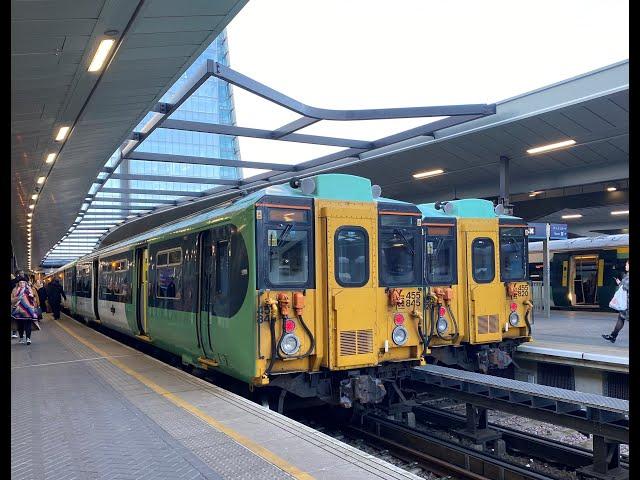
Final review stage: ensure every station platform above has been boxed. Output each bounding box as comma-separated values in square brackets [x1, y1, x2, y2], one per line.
[11, 314, 421, 480]
[516, 310, 628, 372]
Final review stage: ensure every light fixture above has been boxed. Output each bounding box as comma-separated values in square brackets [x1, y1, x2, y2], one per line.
[611, 210, 629, 216]
[29, 205, 35, 210]
[37, 176, 46, 184]
[31, 193, 38, 200]
[413, 168, 444, 179]
[46, 153, 56, 164]
[88, 38, 116, 72]
[527, 139, 576, 155]
[607, 186, 617, 192]
[55, 126, 70, 141]
[561, 214, 583, 219]
[529, 191, 543, 197]
[27, 212, 32, 217]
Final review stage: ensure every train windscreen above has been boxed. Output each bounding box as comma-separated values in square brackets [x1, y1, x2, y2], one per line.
[424, 225, 456, 285]
[378, 214, 421, 286]
[500, 228, 528, 281]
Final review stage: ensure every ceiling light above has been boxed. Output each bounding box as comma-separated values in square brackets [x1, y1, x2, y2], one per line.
[413, 168, 444, 179]
[561, 214, 583, 219]
[611, 210, 629, 215]
[31, 193, 38, 200]
[606, 186, 617, 192]
[27, 212, 32, 217]
[29, 205, 35, 209]
[37, 176, 46, 184]
[55, 126, 70, 141]
[46, 153, 56, 164]
[527, 139, 576, 155]
[88, 38, 116, 72]
[529, 191, 543, 197]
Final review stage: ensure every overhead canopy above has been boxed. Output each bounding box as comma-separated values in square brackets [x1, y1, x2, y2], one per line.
[336, 60, 628, 205]
[11, 0, 248, 270]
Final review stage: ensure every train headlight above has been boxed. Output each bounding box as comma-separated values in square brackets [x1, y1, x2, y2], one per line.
[280, 333, 300, 355]
[436, 317, 448, 333]
[392, 326, 409, 346]
[509, 312, 520, 326]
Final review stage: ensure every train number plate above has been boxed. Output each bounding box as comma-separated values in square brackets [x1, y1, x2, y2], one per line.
[516, 284, 529, 297]
[401, 290, 421, 307]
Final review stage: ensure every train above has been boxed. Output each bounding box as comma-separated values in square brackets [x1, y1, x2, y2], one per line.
[528, 234, 628, 311]
[45, 174, 532, 407]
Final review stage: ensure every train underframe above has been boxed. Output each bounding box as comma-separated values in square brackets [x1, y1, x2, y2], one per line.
[428, 339, 526, 373]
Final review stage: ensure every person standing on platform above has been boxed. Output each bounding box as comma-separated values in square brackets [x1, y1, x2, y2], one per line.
[35, 279, 47, 314]
[603, 259, 629, 343]
[11, 273, 39, 345]
[46, 277, 66, 320]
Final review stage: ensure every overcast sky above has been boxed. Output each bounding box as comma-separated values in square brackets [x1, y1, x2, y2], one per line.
[226, 0, 628, 176]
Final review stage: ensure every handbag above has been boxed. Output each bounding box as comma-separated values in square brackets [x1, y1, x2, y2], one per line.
[609, 286, 628, 312]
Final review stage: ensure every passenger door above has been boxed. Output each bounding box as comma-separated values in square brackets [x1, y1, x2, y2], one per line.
[135, 247, 149, 335]
[198, 230, 216, 359]
[322, 204, 378, 369]
[465, 232, 504, 343]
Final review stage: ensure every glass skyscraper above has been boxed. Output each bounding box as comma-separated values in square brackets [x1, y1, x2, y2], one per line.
[94, 30, 240, 207]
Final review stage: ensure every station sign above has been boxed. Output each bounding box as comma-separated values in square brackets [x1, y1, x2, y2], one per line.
[526, 223, 567, 240]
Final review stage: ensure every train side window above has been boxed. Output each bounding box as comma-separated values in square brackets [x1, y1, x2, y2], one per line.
[500, 228, 528, 282]
[472, 238, 495, 283]
[99, 258, 131, 303]
[156, 248, 182, 299]
[335, 227, 369, 287]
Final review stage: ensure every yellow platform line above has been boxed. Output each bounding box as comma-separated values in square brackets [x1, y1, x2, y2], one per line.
[53, 319, 314, 480]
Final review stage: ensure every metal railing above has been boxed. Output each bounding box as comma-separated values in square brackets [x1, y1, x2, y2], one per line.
[531, 281, 545, 312]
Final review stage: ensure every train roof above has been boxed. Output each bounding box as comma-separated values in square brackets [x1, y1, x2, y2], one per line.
[416, 199, 522, 220]
[64, 174, 409, 262]
[528, 234, 629, 253]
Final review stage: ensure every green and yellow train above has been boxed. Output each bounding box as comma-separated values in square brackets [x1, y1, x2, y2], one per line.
[47, 174, 532, 407]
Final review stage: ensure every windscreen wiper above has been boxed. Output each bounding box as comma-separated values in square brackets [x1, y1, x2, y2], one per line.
[393, 228, 415, 256]
[277, 224, 293, 248]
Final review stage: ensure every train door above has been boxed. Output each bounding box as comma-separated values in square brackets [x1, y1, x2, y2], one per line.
[135, 247, 149, 335]
[92, 259, 100, 320]
[465, 232, 503, 344]
[198, 229, 229, 359]
[322, 203, 378, 369]
[569, 254, 599, 306]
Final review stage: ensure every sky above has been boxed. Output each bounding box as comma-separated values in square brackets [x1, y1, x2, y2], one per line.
[226, 0, 628, 176]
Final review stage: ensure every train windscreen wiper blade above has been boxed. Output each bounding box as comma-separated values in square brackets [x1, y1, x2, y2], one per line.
[393, 228, 415, 256]
[277, 224, 293, 248]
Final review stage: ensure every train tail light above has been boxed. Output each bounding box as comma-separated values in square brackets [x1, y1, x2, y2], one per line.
[285, 319, 296, 333]
[510, 302, 518, 312]
[438, 306, 446, 317]
[393, 313, 405, 326]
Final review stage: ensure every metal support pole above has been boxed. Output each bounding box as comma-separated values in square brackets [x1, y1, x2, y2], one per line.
[499, 155, 510, 204]
[543, 223, 551, 319]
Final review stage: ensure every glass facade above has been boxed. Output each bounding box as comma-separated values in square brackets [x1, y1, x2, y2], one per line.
[96, 30, 241, 208]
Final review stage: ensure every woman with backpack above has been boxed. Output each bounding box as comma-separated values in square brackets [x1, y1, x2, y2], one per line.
[10, 273, 39, 345]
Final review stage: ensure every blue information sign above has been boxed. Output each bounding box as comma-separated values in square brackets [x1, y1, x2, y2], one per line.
[526, 223, 568, 240]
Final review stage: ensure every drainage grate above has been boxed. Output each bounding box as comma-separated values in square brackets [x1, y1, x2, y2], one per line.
[537, 363, 575, 390]
[604, 372, 629, 400]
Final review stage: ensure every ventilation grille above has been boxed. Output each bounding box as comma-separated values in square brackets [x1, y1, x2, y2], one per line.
[477, 314, 499, 334]
[340, 329, 373, 356]
[538, 363, 575, 390]
[605, 372, 629, 400]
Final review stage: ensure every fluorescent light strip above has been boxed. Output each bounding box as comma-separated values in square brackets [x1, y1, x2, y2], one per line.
[527, 139, 576, 155]
[55, 126, 70, 141]
[37, 176, 46, 184]
[611, 210, 629, 215]
[88, 39, 116, 72]
[561, 214, 583, 219]
[46, 153, 56, 164]
[413, 168, 444, 179]
[607, 187, 617, 192]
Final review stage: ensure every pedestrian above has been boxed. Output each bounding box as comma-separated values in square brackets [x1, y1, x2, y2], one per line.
[46, 277, 66, 320]
[35, 279, 47, 313]
[602, 259, 629, 343]
[11, 273, 39, 345]
[10, 270, 23, 339]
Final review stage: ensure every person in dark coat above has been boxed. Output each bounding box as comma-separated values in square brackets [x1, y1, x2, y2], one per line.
[46, 278, 67, 320]
[35, 279, 47, 313]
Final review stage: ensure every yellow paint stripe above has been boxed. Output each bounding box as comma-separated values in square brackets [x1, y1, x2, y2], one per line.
[54, 319, 314, 480]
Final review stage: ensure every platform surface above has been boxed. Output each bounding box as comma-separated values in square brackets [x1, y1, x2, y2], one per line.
[11, 314, 421, 480]
[521, 310, 629, 362]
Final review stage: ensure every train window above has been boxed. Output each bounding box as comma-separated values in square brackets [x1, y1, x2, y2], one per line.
[424, 225, 457, 285]
[75, 264, 92, 298]
[335, 227, 369, 287]
[156, 248, 182, 299]
[472, 238, 495, 283]
[265, 208, 310, 286]
[500, 228, 528, 282]
[99, 258, 131, 302]
[379, 214, 421, 286]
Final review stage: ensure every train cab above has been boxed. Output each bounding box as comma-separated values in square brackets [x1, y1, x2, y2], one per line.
[417, 199, 532, 372]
